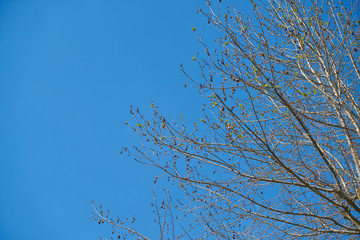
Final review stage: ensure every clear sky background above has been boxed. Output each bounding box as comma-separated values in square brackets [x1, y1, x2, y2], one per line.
[0, 0, 250, 239]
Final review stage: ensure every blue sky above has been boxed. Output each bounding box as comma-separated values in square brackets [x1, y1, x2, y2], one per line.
[0, 0, 214, 239]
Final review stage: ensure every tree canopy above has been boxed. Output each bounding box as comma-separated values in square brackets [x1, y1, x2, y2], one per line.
[92, 0, 360, 239]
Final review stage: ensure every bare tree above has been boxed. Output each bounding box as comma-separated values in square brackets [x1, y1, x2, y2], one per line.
[92, 0, 360, 239]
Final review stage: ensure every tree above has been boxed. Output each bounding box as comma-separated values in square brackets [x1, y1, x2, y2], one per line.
[92, 0, 360, 239]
